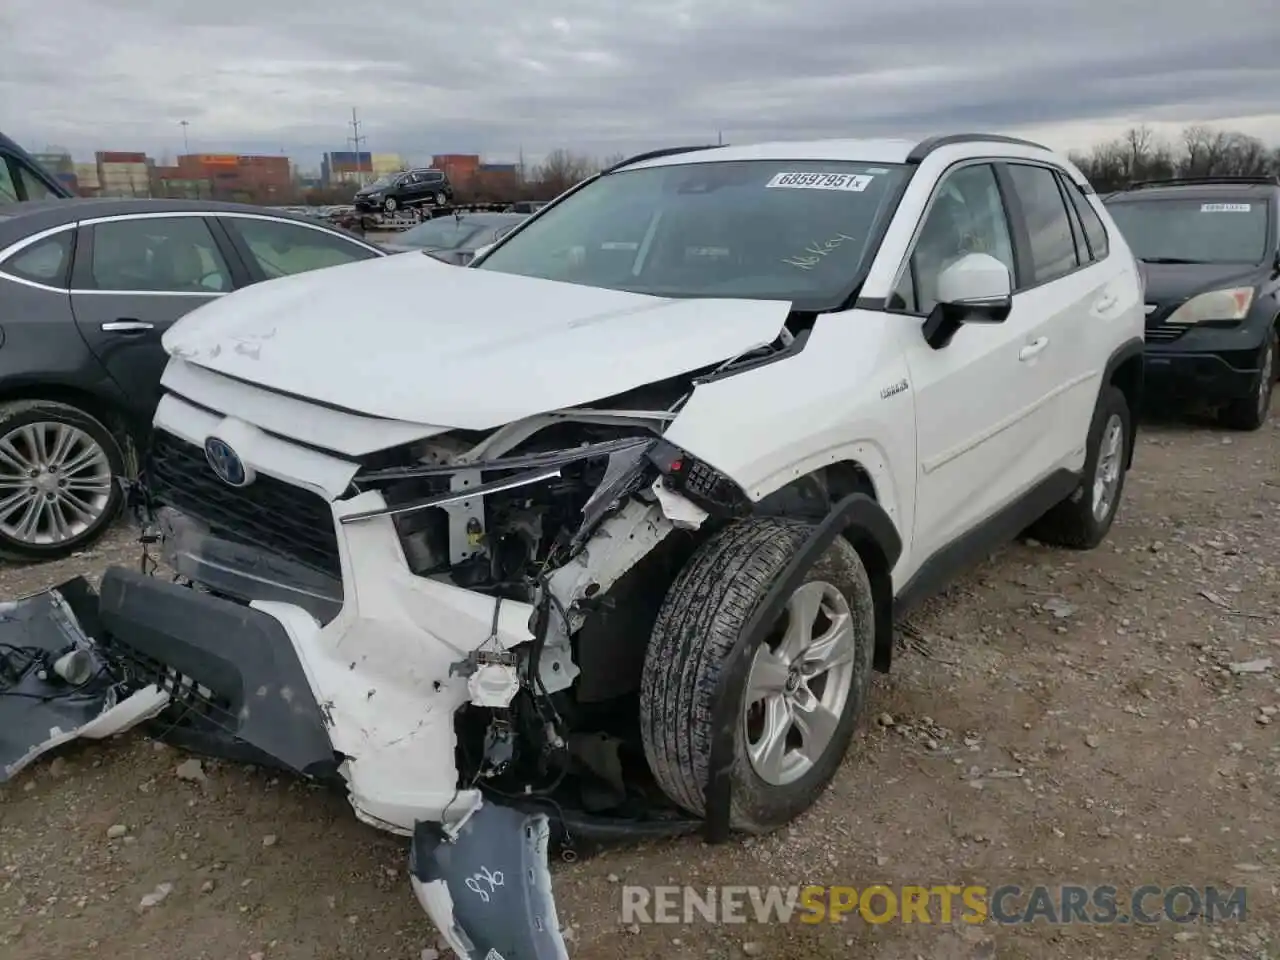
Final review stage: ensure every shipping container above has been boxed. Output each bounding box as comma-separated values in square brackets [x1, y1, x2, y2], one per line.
[327, 151, 372, 165]
[74, 163, 100, 188]
[96, 151, 147, 164]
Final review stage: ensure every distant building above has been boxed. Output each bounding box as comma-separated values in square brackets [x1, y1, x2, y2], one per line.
[473, 162, 520, 198]
[432, 154, 480, 189]
[156, 154, 291, 202]
[74, 162, 100, 195]
[322, 151, 373, 186]
[370, 153, 405, 177]
[95, 151, 151, 198]
[31, 151, 73, 177]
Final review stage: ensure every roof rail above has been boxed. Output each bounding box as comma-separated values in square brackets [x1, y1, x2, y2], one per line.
[1127, 175, 1280, 189]
[906, 133, 1049, 164]
[602, 144, 721, 174]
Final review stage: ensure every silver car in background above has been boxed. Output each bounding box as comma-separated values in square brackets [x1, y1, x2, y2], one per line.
[381, 211, 528, 264]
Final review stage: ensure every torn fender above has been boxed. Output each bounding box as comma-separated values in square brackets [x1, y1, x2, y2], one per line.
[410, 800, 569, 960]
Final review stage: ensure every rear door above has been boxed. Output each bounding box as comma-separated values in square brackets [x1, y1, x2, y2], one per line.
[69, 214, 244, 418]
[999, 162, 1126, 466]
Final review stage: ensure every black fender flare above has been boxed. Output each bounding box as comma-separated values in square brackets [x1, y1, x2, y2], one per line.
[701, 493, 902, 843]
[1103, 336, 1145, 469]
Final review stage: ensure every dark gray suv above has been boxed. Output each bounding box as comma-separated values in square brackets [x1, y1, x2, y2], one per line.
[0, 133, 74, 203]
[353, 168, 454, 214]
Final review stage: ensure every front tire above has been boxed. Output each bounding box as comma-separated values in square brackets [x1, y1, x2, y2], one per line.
[383, 196, 398, 214]
[639, 518, 875, 833]
[1219, 331, 1275, 431]
[0, 400, 125, 561]
[1027, 385, 1131, 549]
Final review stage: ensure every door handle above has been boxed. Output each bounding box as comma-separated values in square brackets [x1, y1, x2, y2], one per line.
[100, 320, 155, 333]
[1093, 294, 1118, 312]
[1018, 336, 1050, 361]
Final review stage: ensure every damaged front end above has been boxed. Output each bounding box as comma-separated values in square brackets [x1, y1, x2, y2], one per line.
[1, 355, 789, 956]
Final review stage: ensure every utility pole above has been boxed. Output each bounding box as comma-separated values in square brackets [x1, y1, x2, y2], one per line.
[180, 120, 190, 155]
[717, 130, 723, 145]
[518, 145, 525, 183]
[347, 108, 368, 186]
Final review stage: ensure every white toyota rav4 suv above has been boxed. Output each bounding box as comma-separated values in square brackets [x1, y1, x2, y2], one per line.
[94, 133, 1144, 957]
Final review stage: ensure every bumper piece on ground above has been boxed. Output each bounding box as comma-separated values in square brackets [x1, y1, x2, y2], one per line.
[0, 578, 169, 781]
[410, 800, 570, 960]
[96, 566, 339, 779]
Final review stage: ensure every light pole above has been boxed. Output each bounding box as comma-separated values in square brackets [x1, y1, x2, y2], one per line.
[179, 120, 190, 155]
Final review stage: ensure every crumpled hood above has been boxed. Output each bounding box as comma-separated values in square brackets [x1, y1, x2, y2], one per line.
[162, 253, 790, 430]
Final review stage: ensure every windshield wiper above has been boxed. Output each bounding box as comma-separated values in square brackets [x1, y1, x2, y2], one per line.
[1140, 257, 1203, 265]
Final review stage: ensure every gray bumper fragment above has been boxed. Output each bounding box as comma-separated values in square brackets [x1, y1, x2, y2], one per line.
[409, 801, 570, 960]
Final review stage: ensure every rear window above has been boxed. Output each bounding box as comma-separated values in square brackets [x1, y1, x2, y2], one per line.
[1105, 198, 1269, 264]
[476, 159, 911, 310]
[0, 230, 74, 286]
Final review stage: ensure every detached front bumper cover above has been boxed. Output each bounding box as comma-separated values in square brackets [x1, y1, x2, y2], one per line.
[411, 801, 570, 960]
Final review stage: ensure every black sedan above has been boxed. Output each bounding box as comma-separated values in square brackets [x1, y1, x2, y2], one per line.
[0, 197, 386, 560]
[381, 211, 528, 264]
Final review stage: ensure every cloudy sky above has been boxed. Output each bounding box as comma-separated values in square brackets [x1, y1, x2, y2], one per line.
[3, 0, 1279, 170]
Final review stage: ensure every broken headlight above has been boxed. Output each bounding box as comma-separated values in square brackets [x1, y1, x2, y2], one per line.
[648, 439, 750, 516]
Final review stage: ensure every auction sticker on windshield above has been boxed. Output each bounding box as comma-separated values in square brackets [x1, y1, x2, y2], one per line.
[1201, 203, 1251, 212]
[767, 172, 874, 192]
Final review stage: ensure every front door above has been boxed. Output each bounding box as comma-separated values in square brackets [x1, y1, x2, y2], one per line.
[69, 214, 239, 419]
[895, 162, 1054, 561]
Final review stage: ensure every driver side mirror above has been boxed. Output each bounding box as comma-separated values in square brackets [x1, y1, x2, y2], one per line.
[921, 253, 1013, 350]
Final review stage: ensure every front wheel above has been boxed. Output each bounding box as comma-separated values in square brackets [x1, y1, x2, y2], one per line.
[0, 400, 126, 561]
[1219, 331, 1276, 431]
[1027, 385, 1131, 549]
[640, 518, 875, 833]
[383, 196, 398, 214]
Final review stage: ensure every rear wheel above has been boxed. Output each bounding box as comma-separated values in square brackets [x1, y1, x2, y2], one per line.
[1027, 385, 1131, 550]
[639, 518, 875, 833]
[1219, 331, 1275, 431]
[434, 191, 448, 206]
[0, 400, 125, 561]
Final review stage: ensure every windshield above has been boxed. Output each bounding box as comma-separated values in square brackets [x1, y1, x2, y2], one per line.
[398, 218, 485, 250]
[475, 159, 909, 308]
[366, 176, 397, 190]
[1106, 198, 1270, 264]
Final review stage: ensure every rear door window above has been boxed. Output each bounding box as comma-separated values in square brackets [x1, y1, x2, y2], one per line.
[225, 217, 379, 278]
[1061, 178, 1109, 260]
[0, 230, 75, 286]
[1005, 164, 1079, 286]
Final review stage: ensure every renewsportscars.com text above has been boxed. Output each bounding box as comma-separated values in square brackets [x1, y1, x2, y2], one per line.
[621, 884, 1247, 925]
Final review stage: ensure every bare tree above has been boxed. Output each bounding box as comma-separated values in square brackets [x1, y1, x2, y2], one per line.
[531, 149, 599, 198]
[1180, 125, 1231, 176]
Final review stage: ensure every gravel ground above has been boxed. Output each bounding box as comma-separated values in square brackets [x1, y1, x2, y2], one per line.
[2, 412, 1278, 960]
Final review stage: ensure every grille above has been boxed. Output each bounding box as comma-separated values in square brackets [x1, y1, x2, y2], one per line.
[147, 432, 341, 577]
[1145, 322, 1190, 344]
[1143, 304, 1189, 344]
